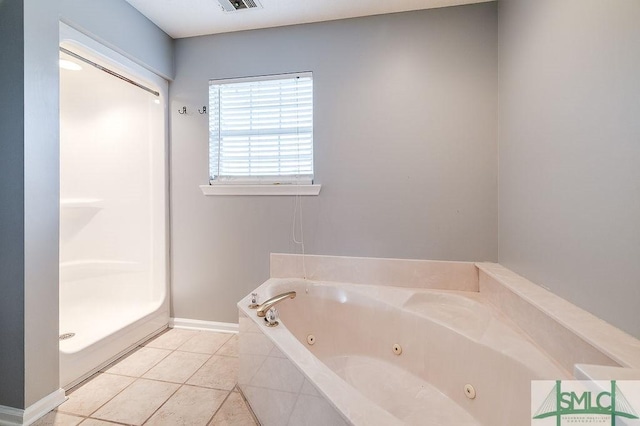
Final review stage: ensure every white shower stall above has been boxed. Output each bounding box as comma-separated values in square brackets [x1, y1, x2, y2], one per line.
[58, 25, 169, 388]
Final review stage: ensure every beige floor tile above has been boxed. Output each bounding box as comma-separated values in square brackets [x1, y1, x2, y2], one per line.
[32, 411, 84, 426]
[92, 378, 179, 425]
[215, 335, 238, 357]
[79, 419, 121, 425]
[187, 355, 239, 391]
[58, 373, 135, 416]
[177, 332, 232, 354]
[144, 328, 199, 350]
[102, 346, 171, 377]
[143, 351, 211, 383]
[209, 392, 257, 426]
[145, 385, 228, 426]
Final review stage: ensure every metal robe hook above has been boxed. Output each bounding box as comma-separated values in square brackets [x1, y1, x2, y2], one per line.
[178, 106, 187, 114]
[199, 106, 207, 114]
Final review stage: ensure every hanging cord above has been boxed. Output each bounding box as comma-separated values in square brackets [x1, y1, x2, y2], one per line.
[291, 74, 307, 280]
[292, 192, 307, 280]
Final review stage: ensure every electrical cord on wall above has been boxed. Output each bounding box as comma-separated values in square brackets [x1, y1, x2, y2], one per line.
[292, 77, 308, 281]
[292, 188, 307, 280]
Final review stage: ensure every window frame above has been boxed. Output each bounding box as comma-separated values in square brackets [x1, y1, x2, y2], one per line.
[207, 71, 314, 186]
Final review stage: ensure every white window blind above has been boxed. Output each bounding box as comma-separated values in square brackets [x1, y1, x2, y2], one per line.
[209, 72, 313, 184]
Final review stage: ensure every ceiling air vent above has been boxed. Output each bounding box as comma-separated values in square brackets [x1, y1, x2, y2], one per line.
[218, 0, 262, 12]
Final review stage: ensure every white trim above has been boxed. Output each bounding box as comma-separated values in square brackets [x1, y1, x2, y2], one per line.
[210, 176, 313, 185]
[23, 389, 66, 426]
[0, 388, 66, 426]
[200, 184, 321, 196]
[209, 71, 312, 85]
[59, 23, 167, 97]
[0, 405, 23, 426]
[170, 318, 239, 334]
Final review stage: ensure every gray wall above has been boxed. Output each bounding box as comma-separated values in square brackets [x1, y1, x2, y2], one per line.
[0, 0, 61, 410]
[60, 0, 175, 79]
[0, 0, 173, 411]
[0, 0, 27, 410]
[170, 3, 499, 323]
[23, 0, 62, 408]
[499, 0, 640, 338]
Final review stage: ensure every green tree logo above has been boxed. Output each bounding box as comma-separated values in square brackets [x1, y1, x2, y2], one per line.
[533, 380, 638, 426]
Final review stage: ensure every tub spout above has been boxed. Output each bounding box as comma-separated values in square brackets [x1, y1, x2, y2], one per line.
[256, 291, 296, 317]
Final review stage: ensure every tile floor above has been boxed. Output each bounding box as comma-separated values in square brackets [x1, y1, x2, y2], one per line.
[34, 329, 258, 426]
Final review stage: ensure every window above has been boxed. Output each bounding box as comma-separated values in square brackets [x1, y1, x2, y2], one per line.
[208, 72, 313, 185]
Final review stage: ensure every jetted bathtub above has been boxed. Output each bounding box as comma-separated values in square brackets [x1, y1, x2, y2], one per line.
[238, 277, 570, 425]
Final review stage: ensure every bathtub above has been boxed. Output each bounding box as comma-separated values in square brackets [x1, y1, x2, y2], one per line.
[239, 279, 566, 425]
[238, 254, 640, 425]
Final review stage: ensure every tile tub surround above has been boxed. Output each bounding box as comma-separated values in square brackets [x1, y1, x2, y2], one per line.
[238, 254, 640, 425]
[238, 310, 355, 426]
[33, 329, 257, 426]
[270, 253, 479, 291]
[476, 263, 640, 372]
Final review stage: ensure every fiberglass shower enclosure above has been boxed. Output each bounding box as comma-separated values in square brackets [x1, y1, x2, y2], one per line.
[58, 25, 169, 388]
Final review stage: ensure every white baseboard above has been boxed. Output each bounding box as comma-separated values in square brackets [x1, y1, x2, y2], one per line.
[0, 388, 66, 426]
[170, 318, 238, 334]
[0, 404, 23, 426]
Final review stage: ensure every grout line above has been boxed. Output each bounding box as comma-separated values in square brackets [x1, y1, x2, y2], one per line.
[55, 413, 88, 423]
[195, 384, 237, 392]
[172, 329, 203, 352]
[143, 329, 202, 351]
[236, 385, 261, 426]
[63, 329, 188, 420]
[214, 354, 237, 358]
[60, 376, 139, 420]
[62, 329, 241, 425]
[213, 336, 237, 357]
[57, 373, 137, 419]
[85, 376, 139, 420]
[181, 352, 215, 386]
[205, 390, 233, 426]
[104, 358, 235, 391]
[107, 346, 174, 378]
[174, 348, 225, 355]
[82, 416, 133, 426]
[130, 376, 230, 390]
[139, 382, 183, 425]
[174, 334, 234, 356]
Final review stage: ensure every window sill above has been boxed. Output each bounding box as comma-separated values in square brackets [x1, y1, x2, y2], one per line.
[199, 184, 321, 196]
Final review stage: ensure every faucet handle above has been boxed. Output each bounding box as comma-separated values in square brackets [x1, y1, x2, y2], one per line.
[265, 307, 279, 327]
[248, 293, 259, 309]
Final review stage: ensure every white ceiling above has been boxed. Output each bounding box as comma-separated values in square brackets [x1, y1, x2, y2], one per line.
[124, 0, 494, 39]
